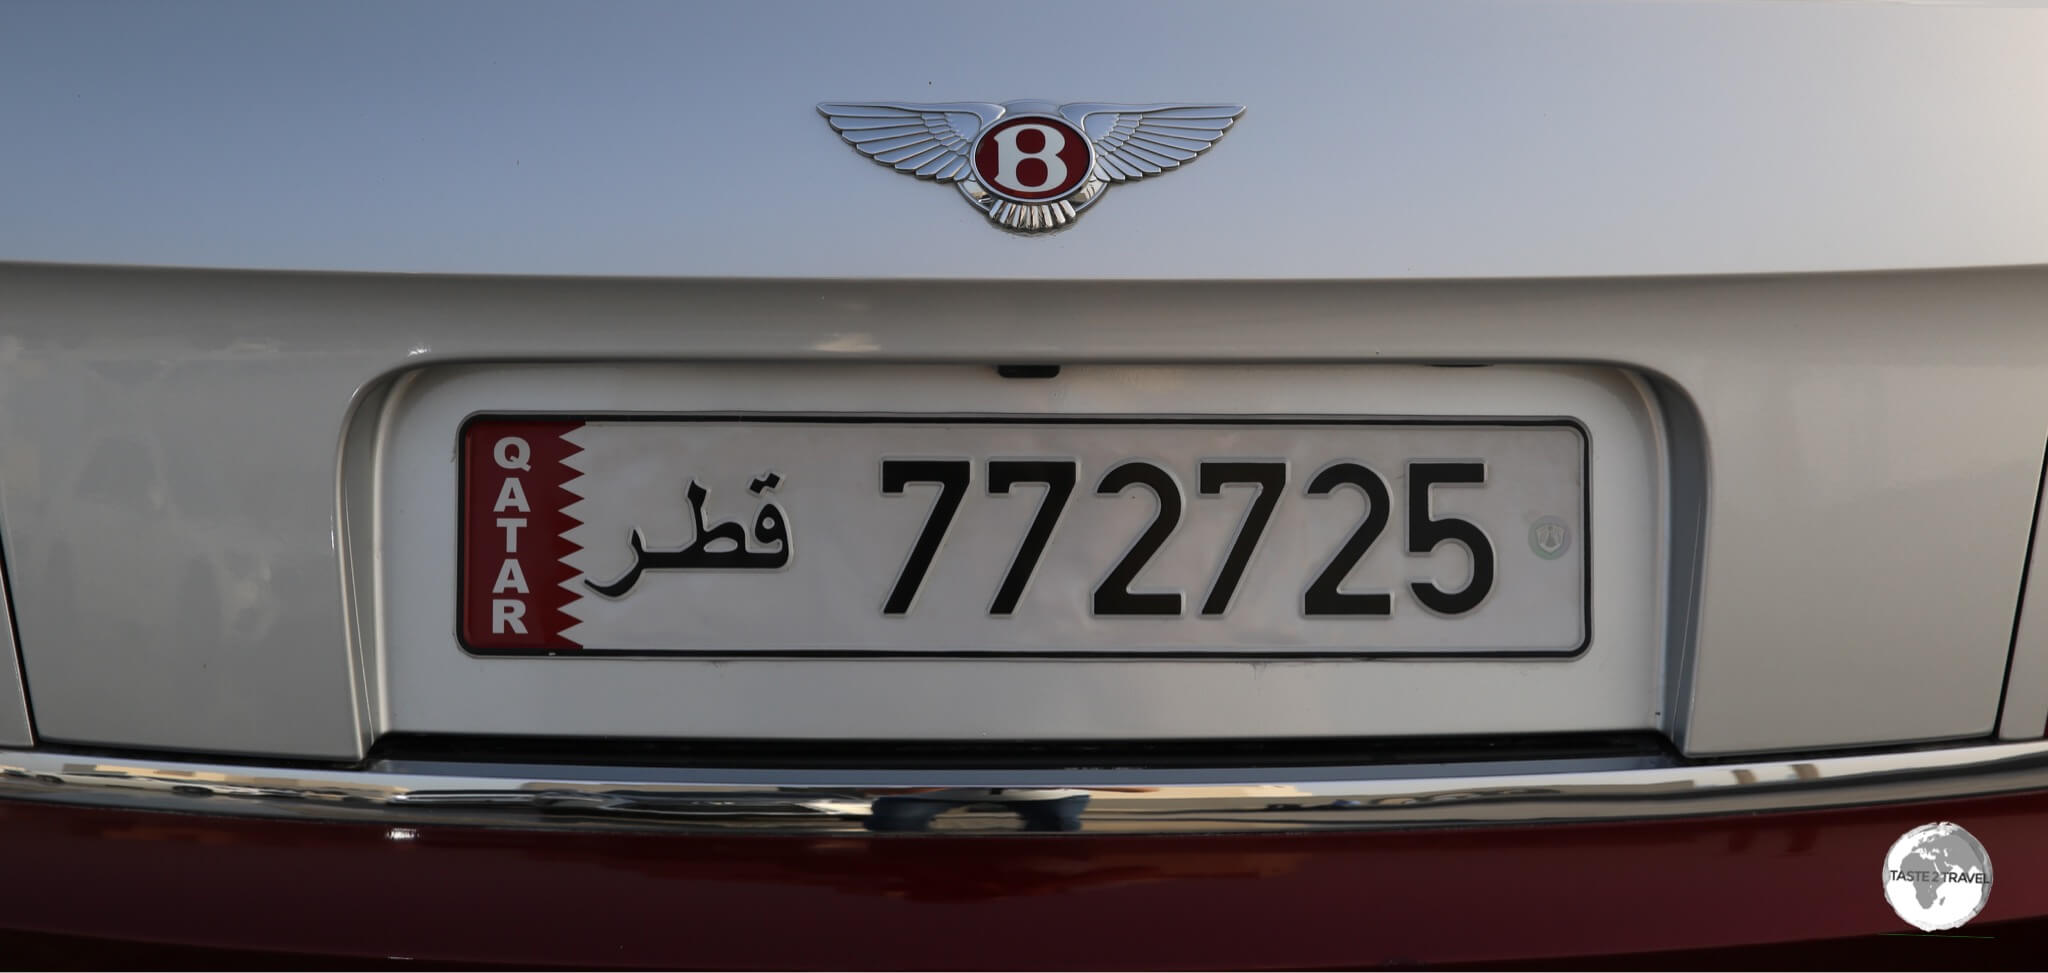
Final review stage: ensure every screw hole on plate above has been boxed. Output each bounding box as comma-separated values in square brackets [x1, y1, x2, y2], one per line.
[996, 364, 1061, 379]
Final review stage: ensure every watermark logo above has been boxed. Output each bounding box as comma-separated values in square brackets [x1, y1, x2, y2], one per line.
[1528, 516, 1571, 559]
[1883, 821, 1993, 931]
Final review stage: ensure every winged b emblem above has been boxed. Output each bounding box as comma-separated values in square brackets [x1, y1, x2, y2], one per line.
[817, 100, 1244, 231]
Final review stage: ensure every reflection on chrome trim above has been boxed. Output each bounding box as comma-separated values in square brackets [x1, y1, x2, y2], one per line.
[2, 741, 2047, 834]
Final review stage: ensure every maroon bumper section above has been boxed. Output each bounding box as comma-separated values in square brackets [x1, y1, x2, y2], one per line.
[4, 789, 2047, 968]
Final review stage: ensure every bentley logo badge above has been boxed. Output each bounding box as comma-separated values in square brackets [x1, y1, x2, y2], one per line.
[818, 101, 1244, 231]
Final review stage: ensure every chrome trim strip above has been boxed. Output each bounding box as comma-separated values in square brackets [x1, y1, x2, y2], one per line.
[4, 740, 2048, 834]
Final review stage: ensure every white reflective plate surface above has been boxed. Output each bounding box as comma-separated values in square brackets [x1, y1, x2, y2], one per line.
[458, 417, 1587, 656]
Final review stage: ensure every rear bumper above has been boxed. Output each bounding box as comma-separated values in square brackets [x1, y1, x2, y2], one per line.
[2, 741, 2047, 965]
[4, 784, 2046, 968]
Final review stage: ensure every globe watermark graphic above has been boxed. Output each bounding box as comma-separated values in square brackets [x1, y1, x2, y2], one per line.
[1882, 822, 1992, 931]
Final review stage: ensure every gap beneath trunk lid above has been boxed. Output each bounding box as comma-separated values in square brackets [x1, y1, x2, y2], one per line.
[367, 731, 1676, 771]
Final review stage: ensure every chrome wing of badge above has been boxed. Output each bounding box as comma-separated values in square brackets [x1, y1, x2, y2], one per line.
[817, 101, 1244, 231]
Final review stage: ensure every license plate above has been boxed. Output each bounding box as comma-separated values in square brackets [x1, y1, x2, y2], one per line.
[457, 415, 1587, 657]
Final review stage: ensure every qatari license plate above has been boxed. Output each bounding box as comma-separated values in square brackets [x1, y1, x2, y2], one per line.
[457, 415, 1587, 657]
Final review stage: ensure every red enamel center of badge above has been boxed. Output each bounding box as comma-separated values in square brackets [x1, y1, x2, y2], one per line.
[972, 115, 1092, 201]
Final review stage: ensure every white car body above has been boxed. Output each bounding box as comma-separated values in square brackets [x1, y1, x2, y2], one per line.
[5, 1, 2047, 758]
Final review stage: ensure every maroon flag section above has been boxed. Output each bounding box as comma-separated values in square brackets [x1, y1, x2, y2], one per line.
[459, 419, 584, 651]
